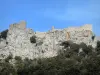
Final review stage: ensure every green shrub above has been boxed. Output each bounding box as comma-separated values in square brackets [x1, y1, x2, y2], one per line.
[92, 35, 95, 41]
[70, 43, 79, 53]
[0, 29, 8, 40]
[96, 41, 100, 51]
[30, 36, 36, 43]
[80, 42, 89, 54]
[5, 54, 13, 62]
[61, 41, 70, 48]
[15, 56, 22, 61]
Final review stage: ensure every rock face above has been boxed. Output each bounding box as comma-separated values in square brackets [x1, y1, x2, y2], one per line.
[0, 21, 97, 59]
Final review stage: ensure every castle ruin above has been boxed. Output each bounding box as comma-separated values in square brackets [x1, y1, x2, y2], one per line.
[0, 21, 97, 59]
[10, 20, 26, 30]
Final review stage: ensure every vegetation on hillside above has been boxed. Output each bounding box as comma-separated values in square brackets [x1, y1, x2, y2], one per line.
[0, 29, 8, 40]
[30, 35, 36, 43]
[0, 41, 100, 75]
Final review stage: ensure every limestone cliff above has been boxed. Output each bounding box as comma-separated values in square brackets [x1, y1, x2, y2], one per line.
[0, 21, 97, 59]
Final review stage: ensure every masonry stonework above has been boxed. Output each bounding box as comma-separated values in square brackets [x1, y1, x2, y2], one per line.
[9, 21, 26, 30]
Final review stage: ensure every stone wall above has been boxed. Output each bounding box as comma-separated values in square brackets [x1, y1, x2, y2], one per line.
[81, 24, 92, 31]
[18, 21, 26, 29]
[9, 21, 26, 30]
[66, 24, 92, 32]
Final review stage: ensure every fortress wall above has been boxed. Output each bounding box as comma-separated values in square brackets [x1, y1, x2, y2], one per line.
[0, 21, 96, 59]
[36, 32, 46, 38]
[81, 24, 92, 31]
[18, 21, 26, 29]
[9, 21, 26, 30]
[65, 24, 93, 42]
[66, 24, 92, 32]
[66, 27, 79, 31]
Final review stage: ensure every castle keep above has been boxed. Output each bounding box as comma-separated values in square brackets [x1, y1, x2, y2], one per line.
[66, 24, 92, 40]
[65, 25, 94, 44]
[0, 21, 97, 59]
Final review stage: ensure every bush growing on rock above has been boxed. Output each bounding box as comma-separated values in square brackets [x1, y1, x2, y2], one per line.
[5, 54, 13, 62]
[15, 56, 22, 61]
[92, 35, 95, 41]
[61, 41, 70, 48]
[0, 29, 8, 40]
[96, 41, 100, 51]
[30, 36, 36, 43]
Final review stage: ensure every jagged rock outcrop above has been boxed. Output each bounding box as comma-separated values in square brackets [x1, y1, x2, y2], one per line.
[0, 21, 97, 59]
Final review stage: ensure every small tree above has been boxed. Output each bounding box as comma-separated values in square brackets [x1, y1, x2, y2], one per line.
[0, 29, 8, 39]
[5, 54, 13, 62]
[14, 56, 24, 74]
[80, 42, 89, 54]
[96, 41, 100, 51]
[30, 36, 36, 43]
[61, 41, 70, 49]
[96, 41, 100, 55]
[15, 56, 22, 61]
[92, 35, 95, 41]
[70, 43, 79, 53]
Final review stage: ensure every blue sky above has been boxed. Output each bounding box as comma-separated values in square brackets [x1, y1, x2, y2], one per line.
[0, 0, 100, 36]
